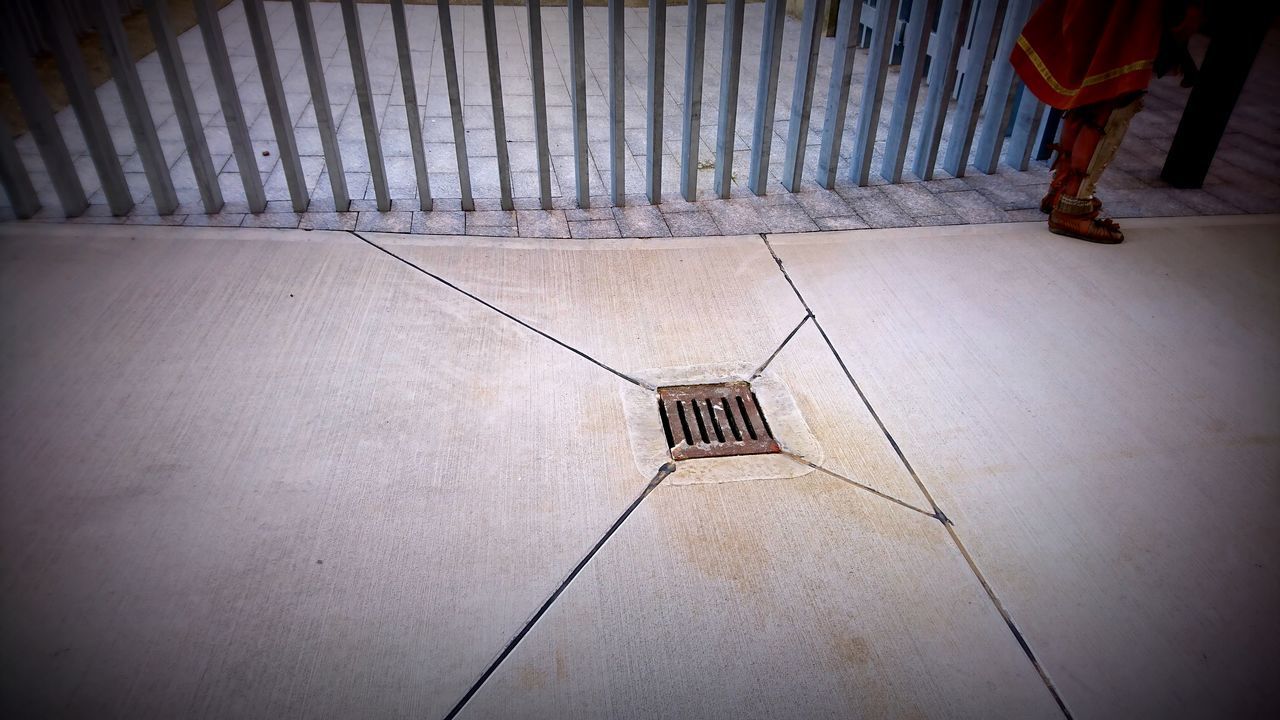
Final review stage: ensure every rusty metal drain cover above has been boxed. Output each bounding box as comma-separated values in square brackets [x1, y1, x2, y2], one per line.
[657, 381, 781, 460]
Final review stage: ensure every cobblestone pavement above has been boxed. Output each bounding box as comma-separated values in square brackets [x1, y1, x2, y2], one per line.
[4, 2, 1278, 236]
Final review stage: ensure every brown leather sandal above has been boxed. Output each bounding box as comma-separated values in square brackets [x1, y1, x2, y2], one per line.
[1048, 196, 1124, 244]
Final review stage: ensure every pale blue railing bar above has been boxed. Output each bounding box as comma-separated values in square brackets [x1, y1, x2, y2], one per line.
[680, 0, 708, 202]
[849, 0, 899, 186]
[243, 0, 307, 212]
[645, 0, 667, 204]
[942, 0, 1008, 178]
[747, 0, 787, 196]
[40, 0, 133, 216]
[974, 0, 1035, 174]
[90, 0, 177, 214]
[815, 0, 862, 190]
[391, 0, 433, 211]
[781, 0, 827, 193]
[194, 0, 265, 212]
[713, 0, 745, 199]
[144, 0, 222, 213]
[881, 0, 939, 184]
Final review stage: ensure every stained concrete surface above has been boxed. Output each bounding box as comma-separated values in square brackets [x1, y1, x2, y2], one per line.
[2, 216, 1279, 718]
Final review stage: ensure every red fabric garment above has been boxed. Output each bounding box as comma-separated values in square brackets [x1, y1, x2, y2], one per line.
[1011, 0, 1165, 110]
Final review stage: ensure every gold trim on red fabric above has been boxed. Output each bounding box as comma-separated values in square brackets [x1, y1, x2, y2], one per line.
[1015, 35, 1153, 98]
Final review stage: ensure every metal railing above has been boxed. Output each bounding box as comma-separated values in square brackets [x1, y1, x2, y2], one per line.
[0, 0, 1051, 221]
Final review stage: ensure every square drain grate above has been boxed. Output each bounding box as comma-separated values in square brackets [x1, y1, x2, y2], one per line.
[657, 381, 781, 460]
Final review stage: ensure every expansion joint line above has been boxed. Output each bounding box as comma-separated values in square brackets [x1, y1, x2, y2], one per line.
[758, 233, 1075, 720]
[350, 231, 656, 391]
[782, 452, 937, 520]
[748, 311, 814, 380]
[442, 462, 677, 720]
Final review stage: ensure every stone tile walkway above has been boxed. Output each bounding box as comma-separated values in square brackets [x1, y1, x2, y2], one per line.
[3, 2, 1279, 235]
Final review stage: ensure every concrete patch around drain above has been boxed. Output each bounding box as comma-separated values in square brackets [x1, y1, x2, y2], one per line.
[621, 362, 823, 485]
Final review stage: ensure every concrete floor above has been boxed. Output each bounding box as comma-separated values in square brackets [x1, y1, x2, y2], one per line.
[1, 216, 1278, 718]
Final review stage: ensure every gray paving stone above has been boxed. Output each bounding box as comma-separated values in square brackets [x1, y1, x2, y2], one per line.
[356, 211, 414, 233]
[465, 223, 520, 237]
[183, 213, 248, 227]
[564, 205, 616, 222]
[1170, 189, 1244, 215]
[914, 213, 966, 227]
[706, 199, 770, 235]
[945, 191, 1011, 224]
[469, 210, 518, 227]
[516, 210, 571, 238]
[815, 215, 870, 231]
[412, 210, 465, 235]
[922, 177, 971, 194]
[125, 214, 188, 226]
[241, 212, 302, 229]
[962, 174, 1041, 211]
[793, 188, 852, 219]
[568, 219, 622, 238]
[837, 187, 915, 229]
[759, 203, 821, 233]
[613, 205, 671, 238]
[881, 184, 952, 217]
[665, 209, 728, 237]
[300, 212, 358, 231]
[1004, 209, 1046, 222]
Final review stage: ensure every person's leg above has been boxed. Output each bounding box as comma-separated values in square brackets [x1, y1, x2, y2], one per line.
[1076, 94, 1144, 200]
[1040, 108, 1100, 214]
[1048, 94, 1142, 243]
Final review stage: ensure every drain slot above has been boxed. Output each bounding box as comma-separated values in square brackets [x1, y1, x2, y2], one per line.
[657, 381, 780, 460]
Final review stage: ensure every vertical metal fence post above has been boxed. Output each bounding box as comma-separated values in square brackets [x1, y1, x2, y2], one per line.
[194, 0, 266, 212]
[90, 0, 178, 214]
[781, 0, 827, 193]
[607, 0, 625, 206]
[1004, 91, 1045, 170]
[436, 0, 473, 210]
[340, 0, 390, 211]
[974, 0, 1033, 174]
[390, 0, 432, 210]
[748, 0, 786, 196]
[880, 0, 939, 183]
[0, 115, 41, 219]
[713, 0, 745, 199]
[567, 0, 589, 207]
[815, 0, 863, 189]
[480, 0, 514, 210]
[942, 0, 1007, 178]
[143, 0, 224, 213]
[527, 0, 553, 209]
[292, 0, 349, 211]
[37, 0, 133, 216]
[645, 0, 666, 205]
[0, 18, 86, 217]
[849, 0, 900, 186]
[912, 0, 971, 180]
[243, 0, 308, 211]
[680, 0, 707, 202]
